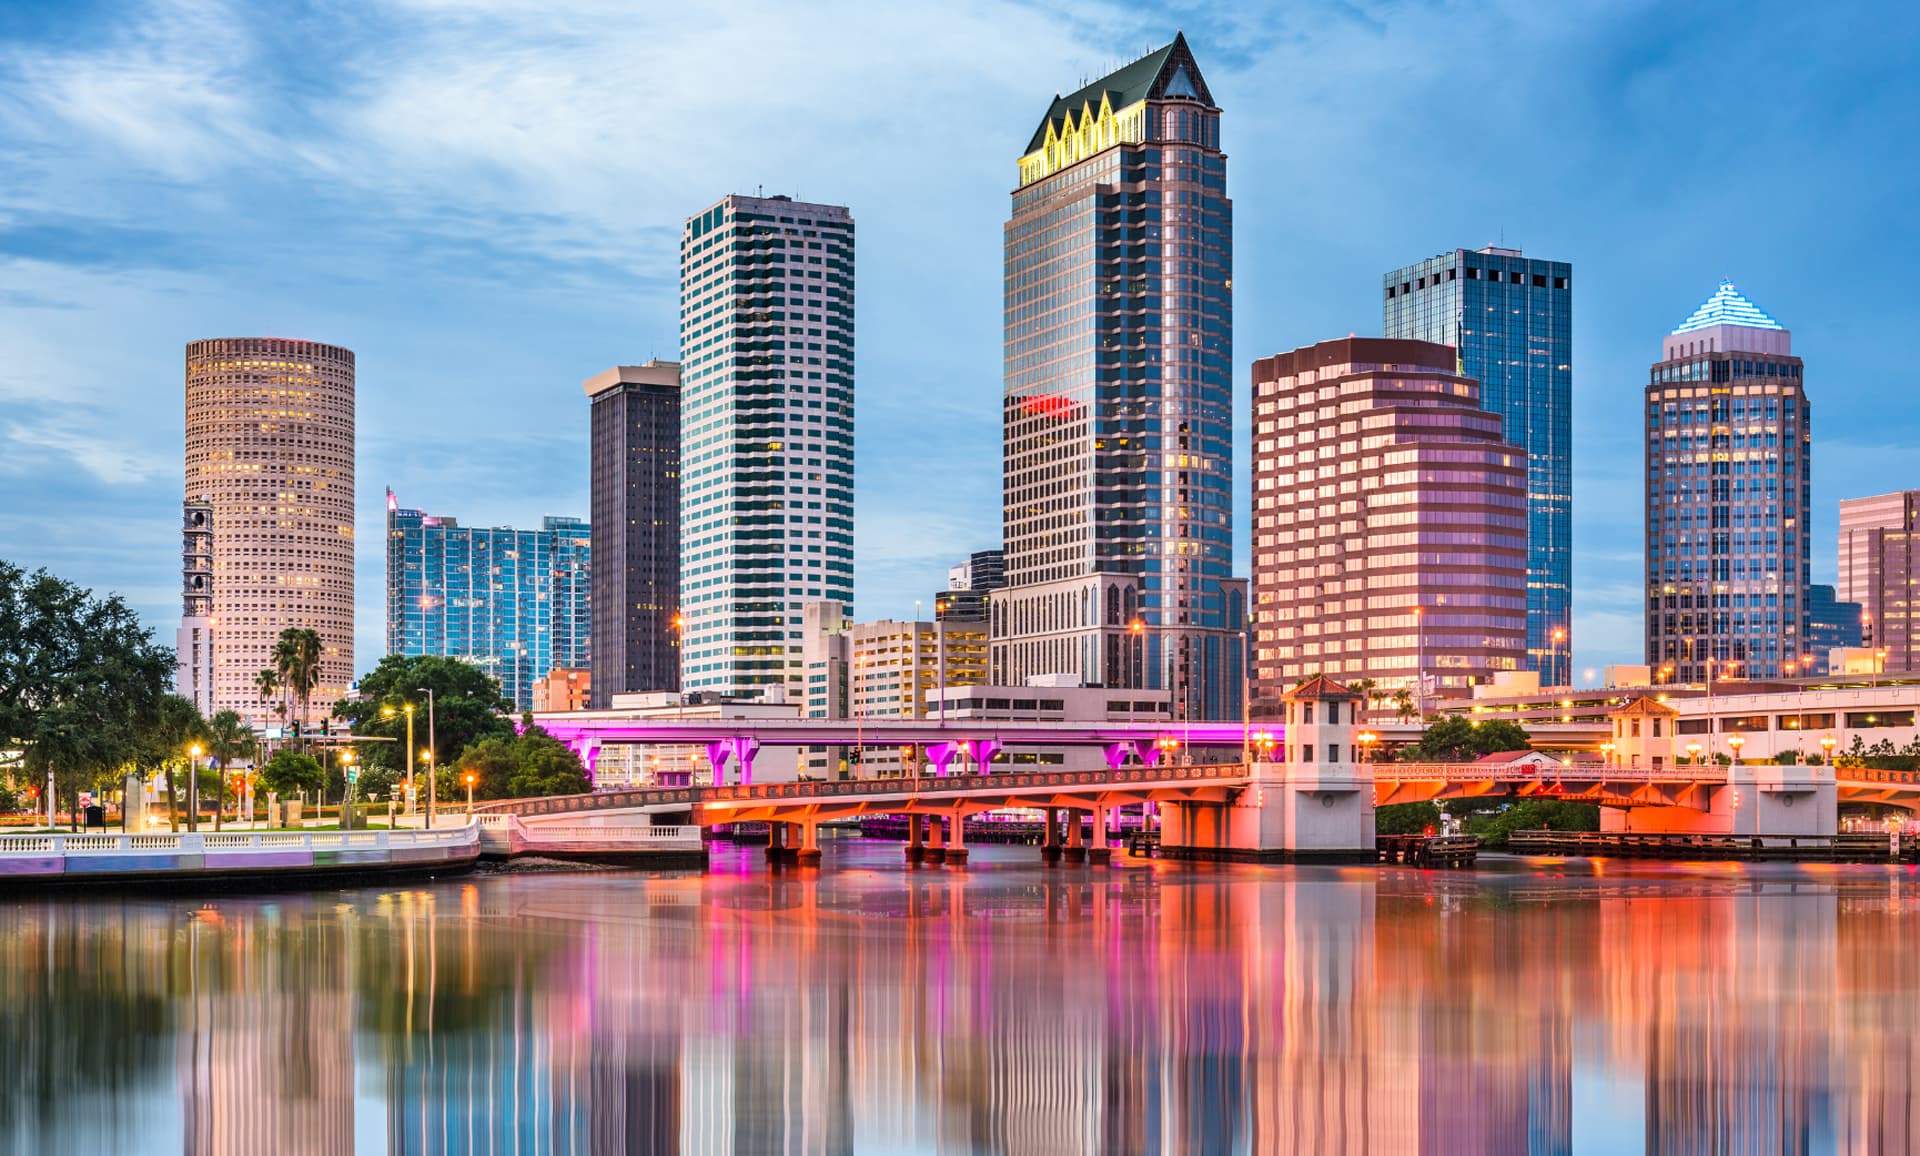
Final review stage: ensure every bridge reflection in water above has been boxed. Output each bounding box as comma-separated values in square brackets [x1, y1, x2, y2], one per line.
[1, 845, 1915, 1154]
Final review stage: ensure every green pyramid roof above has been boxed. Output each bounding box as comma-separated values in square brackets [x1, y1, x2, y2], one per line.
[1024, 33, 1211, 154]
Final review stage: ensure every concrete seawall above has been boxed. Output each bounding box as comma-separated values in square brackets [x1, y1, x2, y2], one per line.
[0, 823, 481, 889]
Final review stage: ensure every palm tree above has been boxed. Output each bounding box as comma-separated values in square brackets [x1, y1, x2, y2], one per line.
[1392, 687, 1419, 723]
[1349, 678, 1378, 721]
[272, 628, 323, 750]
[205, 710, 250, 830]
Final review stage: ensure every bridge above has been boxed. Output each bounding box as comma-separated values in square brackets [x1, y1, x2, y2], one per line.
[531, 715, 1253, 783]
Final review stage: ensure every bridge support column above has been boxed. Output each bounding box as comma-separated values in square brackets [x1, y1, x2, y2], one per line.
[945, 812, 968, 866]
[1088, 805, 1112, 865]
[796, 821, 821, 867]
[1041, 807, 1062, 863]
[764, 821, 786, 862]
[1065, 809, 1087, 862]
[904, 814, 925, 863]
[925, 813, 946, 864]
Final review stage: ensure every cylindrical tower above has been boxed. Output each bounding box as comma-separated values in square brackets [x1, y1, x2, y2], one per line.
[185, 338, 355, 726]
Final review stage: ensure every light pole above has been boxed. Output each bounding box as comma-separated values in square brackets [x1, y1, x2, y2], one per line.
[1357, 730, 1379, 764]
[338, 749, 355, 829]
[463, 770, 477, 816]
[384, 702, 416, 819]
[1685, 741, 1702, 766]
[188, 743, 203, 832]
[1551, 626, 1567, 689]
[1821, 733, 1836, 765]
[1600, 741, 1616, 769]
[1413, 605, 1426, 719]
[1727, 734, 1745, 765]
[416, 686, 437, 828]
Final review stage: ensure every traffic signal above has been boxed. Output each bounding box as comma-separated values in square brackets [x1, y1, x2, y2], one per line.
[290, 721, 301, 738]
[320, 718, 330, 736]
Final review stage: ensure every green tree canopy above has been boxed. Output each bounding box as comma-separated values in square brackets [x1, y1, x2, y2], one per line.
[0, 561, 174, 814]
[443, 720, 588, 802]
[1401, 716, 1533, 762]
[260, 750, 324, 797]
[333, 654, 514, 783]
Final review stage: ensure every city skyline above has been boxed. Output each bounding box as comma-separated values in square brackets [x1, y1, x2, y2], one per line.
[2, 2, 1915, 681]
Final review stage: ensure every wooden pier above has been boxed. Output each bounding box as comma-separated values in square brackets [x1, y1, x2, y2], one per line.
[1376, 834, 1481, 868]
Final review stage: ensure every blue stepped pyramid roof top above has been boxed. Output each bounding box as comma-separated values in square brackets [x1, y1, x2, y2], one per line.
[1671, 280, 1784, 335]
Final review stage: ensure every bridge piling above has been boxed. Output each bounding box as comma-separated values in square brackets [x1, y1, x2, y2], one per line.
[795, 820, 821, 867]
[1041, 807, 1063, 864]
[1064, 810, 1087, 862]
[925, 814, 947, 865]
[904, 814, 925, 864]
[946, 813, 969, 866]
[1088, 805, 1112, 865]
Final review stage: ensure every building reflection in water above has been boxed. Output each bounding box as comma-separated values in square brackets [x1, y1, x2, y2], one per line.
[0, 850, 1916, 1154]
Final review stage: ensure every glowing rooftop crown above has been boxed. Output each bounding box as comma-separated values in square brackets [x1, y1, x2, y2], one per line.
[1671, 280, 1784, 335]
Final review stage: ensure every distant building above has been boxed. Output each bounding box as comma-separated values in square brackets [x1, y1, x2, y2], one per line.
[184, 337, 355, 723]
[175, 499, 214, 716]
[1250, 338, 1528, 710]
[1838, 490, 1920, 673]
[384, 490, 590, 711]
[1804, 584, 1863, 674]
[532, 667, 591, 714]
[925, 684, 1174, 773]
[678, 194, 855, 700]
[936, 549, 1006, 621]
[991, 34, 1243, 723]
[586, 361, 682, 706]
[1644, 281, 1811, 680]
[1384, 245, 1573, 685]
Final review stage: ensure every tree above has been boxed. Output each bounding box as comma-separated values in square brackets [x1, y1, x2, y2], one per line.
[204, 710, 250, 829]
[0, 562, 174, 826]
[139, 694, 208, 832]
[334, 654, 514, 784]
[272, 628, 323, 748]
[259, 750, 324, 800]
[1392, 687, 1418, 722]
[1376, 801, 1442, 835]
[1402, 716, 1533, 762]
[1348, 678, 1378, 720]
[444, 720, 589, 803]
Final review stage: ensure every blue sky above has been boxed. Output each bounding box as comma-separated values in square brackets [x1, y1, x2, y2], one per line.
[1, 0, 1915, 681]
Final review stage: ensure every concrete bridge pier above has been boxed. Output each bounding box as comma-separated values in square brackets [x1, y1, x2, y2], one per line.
[1041, 807, 1063, 864]
[904, 814, 926, 863]
[925, 815, 947, 864]
[795, 820, 821, 867]
[1088, 805, 1112, 865]
[945, 813, 969, 866]
[1064, 810, 1087, 862]
[765, 821, 796, 863]
[1602, 763, 1838, 837]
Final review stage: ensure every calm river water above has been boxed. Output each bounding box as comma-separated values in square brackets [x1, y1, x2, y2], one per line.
[2, 839, 1916, 1155]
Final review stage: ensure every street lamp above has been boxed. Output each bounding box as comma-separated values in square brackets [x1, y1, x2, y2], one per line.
[338, 749, 356, 829]
[416, 687, 437, 828]
[1727, 734, 1745, 764]
[1551, 627, 1567, 689]
[384, 702, 417, 819]
[1356, 730, 1379, 764]
[188, 743, 203, 832]
[1685, 741, 1702, 766]
[1821, 733, 1837, 765]
[463, 770, 477, 815]
[1600, 741, 1616, 768]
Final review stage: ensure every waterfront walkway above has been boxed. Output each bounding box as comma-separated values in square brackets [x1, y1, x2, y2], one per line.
[0, 821, 480, 886]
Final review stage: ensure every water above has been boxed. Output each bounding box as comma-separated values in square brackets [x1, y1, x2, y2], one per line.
[2, 840, 1916, 1155]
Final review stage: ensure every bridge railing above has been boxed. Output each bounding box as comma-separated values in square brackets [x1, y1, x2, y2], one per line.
[1834, 767, 1920, 787]
[479, 763, 1252, 817]
[1374, 762, 1730, 784]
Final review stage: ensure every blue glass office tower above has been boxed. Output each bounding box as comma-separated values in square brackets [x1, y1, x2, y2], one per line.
[990, 33, 1241, 721]
[1385, 247, 1573, 685]
[385, 490, 591, 710]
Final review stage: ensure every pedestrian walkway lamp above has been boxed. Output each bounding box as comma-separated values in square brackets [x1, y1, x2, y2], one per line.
[188, 743, 203, 832]
[1821, 734, 1837, 764]
[1685, 742, 1702, 766]
[1727, 734, 1745, 764]
[463, 770, 477, 815]
[416, 686, 437, 828]
[1356, 730, 1379, 764]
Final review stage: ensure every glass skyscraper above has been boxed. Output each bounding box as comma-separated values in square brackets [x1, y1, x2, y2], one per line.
[1643, 281, 1810, 681]
[678, 194, 855, 697]
[385, 490, 591, 710]
[1384, 247, 1573, 685]
[991, 33, 1242, 722]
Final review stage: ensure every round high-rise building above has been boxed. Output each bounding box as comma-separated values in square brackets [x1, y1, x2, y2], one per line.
[184, 338, 355, 726]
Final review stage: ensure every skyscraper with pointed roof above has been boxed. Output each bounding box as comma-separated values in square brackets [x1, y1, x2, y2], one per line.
[991, 33, 1243, 722]
[1645, 280, 1811, 682]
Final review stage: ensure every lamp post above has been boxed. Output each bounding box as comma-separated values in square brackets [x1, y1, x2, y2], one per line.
[671, 613, 685, 724]
[188, 743, 203, 832]
[416, 686, 437, 828]
[384, 702, 416, 820]
[1551, 626, 1567, 689]
[463, 771, 477, 816]
[336, 749, 356, 829]
[1727, 734, 1745, 765]
[1876, 649, 1889, 689]
[1821, 733, 1836, 766]
[1357, 730, 1379, 764]
[1686, 741, 1702, 766]
[1600, 741, 1616, 769]
[1413, 605, 1426, 718]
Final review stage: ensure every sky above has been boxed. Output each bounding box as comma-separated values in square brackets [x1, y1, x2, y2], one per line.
[1, 0, 1917, 683]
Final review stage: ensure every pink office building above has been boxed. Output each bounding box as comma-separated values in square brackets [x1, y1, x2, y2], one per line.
[1250, 338, 1528, 715]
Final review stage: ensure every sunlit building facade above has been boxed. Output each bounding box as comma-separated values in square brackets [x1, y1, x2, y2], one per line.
[992, 33, 1242, 721]
[1250, 338, 1528, 708]
[1645, 281, 1811, 681]
[1838, 489, 1920, 673]
[1384, 246, 1573, 685]
[385, 491, 590, 711]
[182, 337, 355, 723]
[678, 194, 855, 698]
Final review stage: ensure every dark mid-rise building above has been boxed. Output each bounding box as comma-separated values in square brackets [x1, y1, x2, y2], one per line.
[1384, 246, 1573, 685]
[991, 33, 1242, 722]
[937, 549, 1006, 622]
[586, 361, 683, 707]
[1804, 584, 1862, 674]
[1250, 338, 1528, 710]
[1645, 282, 1810, 681]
